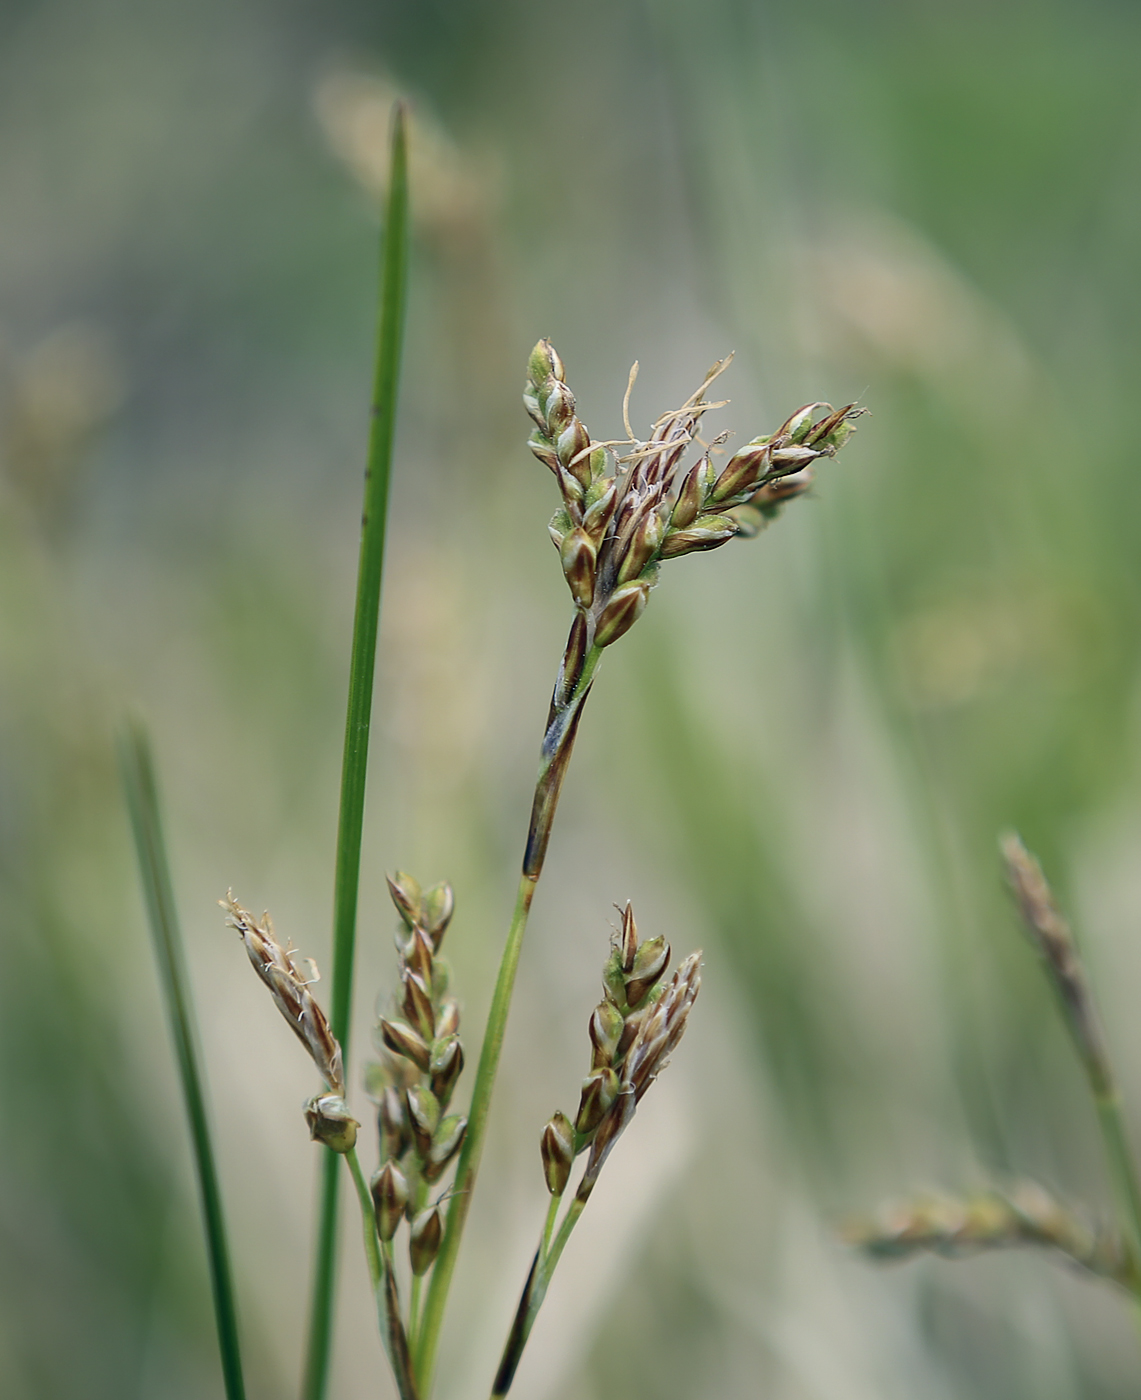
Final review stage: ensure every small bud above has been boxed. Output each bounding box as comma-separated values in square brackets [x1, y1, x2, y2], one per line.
[602, 954, 627, 1009]
[670, 458, 715, 530]
[530, 435, 560, 474]
[616, 511, 664, 585]
[423, 1114, 467, 1183]
[402, 971, 436, 1041]
[560, 527, 597, 608]
[575, 1067, 619, 1135]
[422, 881, 454, 946]
[434, 997, 461, 1039]
[767, 443, 820, 476]
[595, 580, 650, 648]
[557, 420, 593, 490]
[626, 935, 670, 1006]
[304, 1094, 359, 1154]
[429, 954, 451, 1000]
[544, 381, 576, 434]
[803, 402, 861, 449]
[429, 1034, 465, 1107]
[406, 1085, 441, 1159]
[371, 1160, 409, 1241]
[386, 872, 422, 931]
[588, 1001, 625, 1069]
[582, 477, 618, 543]
[616, 1003, 647, 1059]
[409, 1206, 443, 1275]
[618, 902, 638, 973]
[524, 386, 544, 430]
[710, 444, 771, 505]
[777, 402, 828, 443]
[405, 927, 434, 985]
[378, 1085, 411, 1160]
[527, 338, 564, 391]
[659, 513, 738, 558]
[379, 1017, 431, 1073]
[541, 1112, 576, 1196]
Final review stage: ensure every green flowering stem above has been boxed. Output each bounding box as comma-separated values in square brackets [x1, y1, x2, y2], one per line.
[120, 720, 247, 1400]
[413, 639, 603, 1392]
[304, 101, 410, 1400]
[540, 1190, 561, 1259]
[491, 1191, 591, 1398]
[344, 1147, 420, 1400]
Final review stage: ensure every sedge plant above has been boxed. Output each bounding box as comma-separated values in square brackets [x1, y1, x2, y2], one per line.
[123, 102, 862, 1400]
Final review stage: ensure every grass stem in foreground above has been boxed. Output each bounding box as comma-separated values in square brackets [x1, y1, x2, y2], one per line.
[413, 642, 602, 1391]
[303, 101, 410, 1400]
[120, 721, 247, 1400]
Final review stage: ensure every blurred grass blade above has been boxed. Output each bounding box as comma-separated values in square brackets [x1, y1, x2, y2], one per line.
[304, 101, 411, 1400]
[119, 720, 247, 1400]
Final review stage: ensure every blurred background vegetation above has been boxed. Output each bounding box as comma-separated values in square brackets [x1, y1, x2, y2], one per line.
[4, 0, 1141, 1396]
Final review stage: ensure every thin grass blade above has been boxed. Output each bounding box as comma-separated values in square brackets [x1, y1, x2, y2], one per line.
[303, 100, 411, 1400]
[119, 720, 247, 1400]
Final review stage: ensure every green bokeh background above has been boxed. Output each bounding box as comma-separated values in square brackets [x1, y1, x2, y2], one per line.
[5, 1, 1141, 1396]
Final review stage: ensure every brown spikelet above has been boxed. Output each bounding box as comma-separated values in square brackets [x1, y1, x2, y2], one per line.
[223, 892, 344, 1094]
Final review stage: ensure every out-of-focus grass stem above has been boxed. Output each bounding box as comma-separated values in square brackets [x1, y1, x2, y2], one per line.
[304, 102, 410, 1400]
[1094, 1092, 1141, 1299]
[120, 721, 247, 1400]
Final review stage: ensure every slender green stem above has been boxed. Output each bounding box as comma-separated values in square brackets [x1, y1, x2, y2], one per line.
[490, 1194, 589, 1398]
[409, 1275, 423, 1342]
[406, 1175, 429, 1351]
[345, 1147, 382, 1291]
[119, 721, 247, 1400]
[414, 643, 603, 1392]
[540, 1191, 561, 1261]
[543, 1192, 589, 1280]
[303, 102, 410, 1400]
